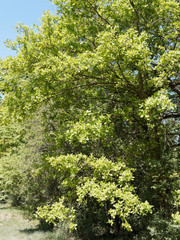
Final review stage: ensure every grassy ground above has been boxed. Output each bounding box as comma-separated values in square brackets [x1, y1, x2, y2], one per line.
[0, 201, 124, 240]
[0, 201, 68, 240]
[1, 200, 179, 240]
[0, 201, 119, 240]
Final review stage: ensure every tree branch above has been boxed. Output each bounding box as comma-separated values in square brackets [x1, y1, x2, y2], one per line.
[163, 112, 180, 119]
[169, 81, 180, 97]
[86, 0, 112, 26]
[129, 0, 141, 35]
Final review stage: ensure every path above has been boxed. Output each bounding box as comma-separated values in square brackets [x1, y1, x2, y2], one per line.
[0, 202, 55, 240]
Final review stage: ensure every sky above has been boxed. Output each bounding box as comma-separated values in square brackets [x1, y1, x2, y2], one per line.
[0, 0, 56, 59]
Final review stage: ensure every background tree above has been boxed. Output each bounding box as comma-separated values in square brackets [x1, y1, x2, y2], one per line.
[0, 0, 179, 239]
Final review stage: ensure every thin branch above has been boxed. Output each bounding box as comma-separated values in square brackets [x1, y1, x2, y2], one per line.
[163, 113, 180, 119]
[172, 81, 180, 86]
[74, 73, 106, 81]
[169, 81, 180, 97]
[173, 33, 180, 50]
[86, 0, 112, 26]
[170, 143, 180, 148]
[132, 114, 148, 132]
[129, 0, 141, 35]
[116, 59, 143, 98]
[50, 82, 117, 97]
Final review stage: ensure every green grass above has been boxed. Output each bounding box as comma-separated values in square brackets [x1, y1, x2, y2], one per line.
[0, 201, 125, 240]
[0, 201, 73, 240]
[1, 201, 180, 240]
[0, 201, 126, 240]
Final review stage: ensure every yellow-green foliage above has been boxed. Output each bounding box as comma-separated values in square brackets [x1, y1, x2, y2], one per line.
[0, 0, 179, 238]
[36, 154, 152, 231]
[172, 190, 180, 224]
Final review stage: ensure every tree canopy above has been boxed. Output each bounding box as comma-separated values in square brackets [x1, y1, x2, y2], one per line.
[0, 0, 180, 239]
